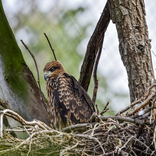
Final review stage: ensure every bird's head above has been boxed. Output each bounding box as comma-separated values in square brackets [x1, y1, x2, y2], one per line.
[43, 60, 66, 81]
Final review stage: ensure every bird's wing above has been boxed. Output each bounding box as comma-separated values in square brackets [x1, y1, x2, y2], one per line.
[54, 73, 95, 124]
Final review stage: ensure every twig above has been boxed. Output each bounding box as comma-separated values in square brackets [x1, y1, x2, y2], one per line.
[118, 136, 134, 154]
[0, 99, 10, 109]
[20, 40, 48, 111]
[131, 106, 156, 119]
[21, 40, 40, 88]
[44, 33, 57, 61]
[96, 104, 100, 115]
[135, 137, 153, 153]
[116, 99, 142, 116]
[27, 135, 32, 156]
[4, 128, 32, 132]
[131, 150, 137, 156]
[90, 123, 100, 136]
[128, 92, 156, 116]
[71, 133, 105, 154]
[103, 101, 110, 110]
[0, 109, 51, 135]
[0, 112, 3, 138]
[60, 142, 79, 155]
[92, 35, 104, 104]
[144, 83, 156, 99]
[153, 126, 156, 150]
[116, 83, 156, 116]
[24, 126, 31, 136]
[62, 123, 95, 133]
[100, 102, 109, 115]
[63, 114, 153, 134]
[100, 108, 109, 116]
[100, 116, 152, 125]
[146, 83, 156, 92]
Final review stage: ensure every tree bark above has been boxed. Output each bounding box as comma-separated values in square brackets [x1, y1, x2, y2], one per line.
[79, 1, 110, 91]
[109, 0, 155, 103]
[0, 0, 50, 125]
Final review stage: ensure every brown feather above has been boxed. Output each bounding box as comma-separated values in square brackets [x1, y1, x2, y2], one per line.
[43, 60, 95, 129]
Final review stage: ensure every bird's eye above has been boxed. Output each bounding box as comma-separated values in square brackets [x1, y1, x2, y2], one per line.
[50, 67, 55, 72]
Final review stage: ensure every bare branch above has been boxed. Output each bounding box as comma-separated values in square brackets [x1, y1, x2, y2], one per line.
[0, 109, 51, 132]
[100, 116, 152, 125]
[103, 101, 110, 110]
[100, 101, 110, 116]
[115, 99, 142, 116]
[92, 35, 104, 104]
[44, 33, 57, 61]
[79, 1, 110, 91]
[63, 123, 95, 133]
[20, 40, 48, 110]
[0, 99, 10, 109]
[117, 136, 134, 154]
[21, 40, 40, 89]
[128, 92, 156, 116]
[131, 106, 156, 119]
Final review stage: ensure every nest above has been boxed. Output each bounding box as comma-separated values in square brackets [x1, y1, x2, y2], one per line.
[0, 84, 156, 156]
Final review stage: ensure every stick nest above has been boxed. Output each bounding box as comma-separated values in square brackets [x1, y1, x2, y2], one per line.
[0, 84, 156, 156]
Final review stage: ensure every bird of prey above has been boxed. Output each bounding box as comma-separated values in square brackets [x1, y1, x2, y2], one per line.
[43, 60, 95, 129]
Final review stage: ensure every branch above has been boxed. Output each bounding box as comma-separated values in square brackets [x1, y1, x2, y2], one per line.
[115, 99, 142, 116]
[71, 133, 105, 154]
[20, 40, 40, 91]
[63, 114, 153, 134]
[117, 136, 134, 154]
[0, 109, 51, 137]
[20, 40, 48, 111]
[146, 83, 156, 92]
[100, 116, 152, 125]
[63, 123, 95, 133]
[100, 101, 109, 115]
[44, 33, 57, 61]
[92, 35, 104, 104]
[116, 83, 156, 116]
[79, 1, 110, 91]
[128, 92, 156, 116]
[131, 106, 156, 119]
[0, 99, 10, 109]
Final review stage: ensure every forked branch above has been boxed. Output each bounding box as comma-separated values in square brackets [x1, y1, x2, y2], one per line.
[79, 1, 110, 91]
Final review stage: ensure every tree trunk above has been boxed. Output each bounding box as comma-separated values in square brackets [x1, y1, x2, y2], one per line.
[0, 0, 50, 125]
[108, 0, 155, 103]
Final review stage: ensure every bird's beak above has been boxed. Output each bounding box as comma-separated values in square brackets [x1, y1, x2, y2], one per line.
[44, 74, 48, 81]
[44, 71, 51, 81]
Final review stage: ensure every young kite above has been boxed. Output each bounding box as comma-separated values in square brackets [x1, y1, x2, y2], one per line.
[43, 60, 95, 129]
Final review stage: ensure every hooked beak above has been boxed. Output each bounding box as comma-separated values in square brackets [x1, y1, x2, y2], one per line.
[44, 74, 48, 81]
[44, 71, 51, 81]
